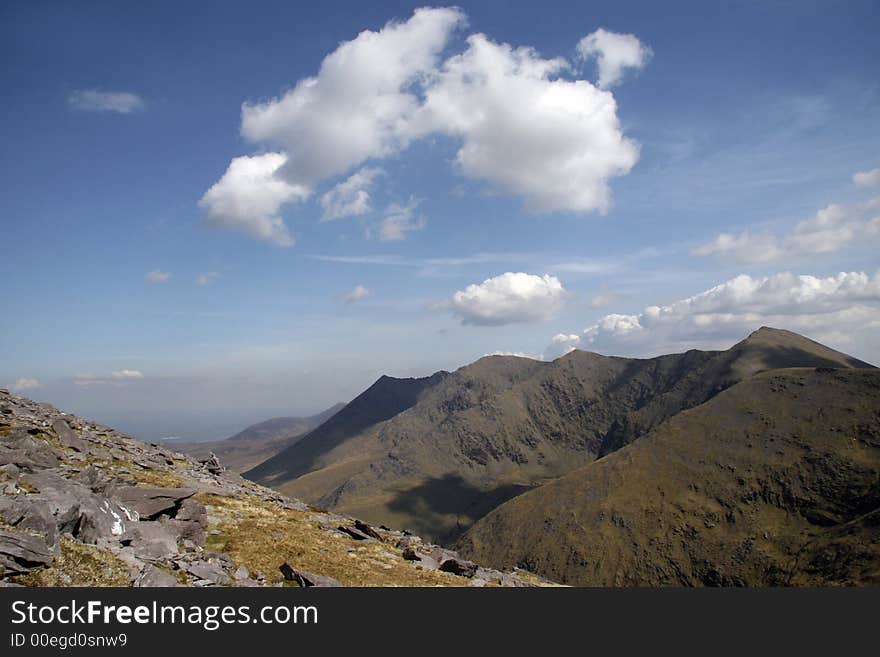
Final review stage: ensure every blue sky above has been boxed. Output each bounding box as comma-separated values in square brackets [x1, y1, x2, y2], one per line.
[2, 1, 879, 440]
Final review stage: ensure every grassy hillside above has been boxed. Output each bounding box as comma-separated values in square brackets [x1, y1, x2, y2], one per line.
[458, 367, 880, 586]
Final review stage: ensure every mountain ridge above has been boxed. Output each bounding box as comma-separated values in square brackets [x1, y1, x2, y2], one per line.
[457, 366, 880, 585]
[244, 326, 875, 543]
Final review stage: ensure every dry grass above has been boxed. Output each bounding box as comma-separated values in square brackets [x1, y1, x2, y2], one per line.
[14, 535, 131, 587]
[199, 494, 469, 587]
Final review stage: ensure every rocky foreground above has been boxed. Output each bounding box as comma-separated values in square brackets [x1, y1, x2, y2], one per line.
[0, 388, 550, 587]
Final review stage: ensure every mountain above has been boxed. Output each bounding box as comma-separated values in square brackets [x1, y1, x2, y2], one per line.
[0, 388, 547, 587]
[245, 327, 874, 543]
[228, 404, 346, 442]
[169, 403, 345, 473]
[245, 371, 450, 484]
[458, 367, 880, 586]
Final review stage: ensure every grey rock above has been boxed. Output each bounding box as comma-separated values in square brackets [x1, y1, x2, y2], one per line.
[431, 548, 477, 577]
[402, 546, 422, 561]
[353, 519, 382, 540]
[109, 486, 196, 519]
[233, 565, 250, 581]
[134, 564, 178, 587]
[0, 529, 54, 576]
[185, 559, 232, 586]
[337, 525, 375, 541]
[120, 522, 179, 560]
[76, 498, 131, 544]
[51, 419, 86, 453]
[0, 430, 59, 470]
[0, 497, 59, 547]
[72, 465, 113, 494]
[279, 562, 342, 587]
[164, 497, 207, 546]
[199, 453, 224, 475]
[21, 471, 130, 543]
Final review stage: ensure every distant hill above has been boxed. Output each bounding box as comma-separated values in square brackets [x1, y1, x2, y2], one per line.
[172, 403, 345, 473]
[458, 367, 880, 586]
[245, 327, 875, 543]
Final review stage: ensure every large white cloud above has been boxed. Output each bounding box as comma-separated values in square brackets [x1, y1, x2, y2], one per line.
[320, 167, 383, 221]
[693, 198, 879, 263]
[240, 7, 465, 183]
[450, 272, 567, 326]
[572, 271, 880, 357]
[576, 28, 652, 88]
[202, 8, 648, 242]
[418, 33, 639, 213]
[198, 153, 309, 246]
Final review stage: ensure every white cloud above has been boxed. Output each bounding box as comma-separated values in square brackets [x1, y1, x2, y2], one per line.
[378, 198, 425, 241]
[320, 167, 384, 221]
[111, 370, 144, 380]
[450, 272, 567, 326]
[11, 378, 41, 392]
[693, 198, 879, 263]
[576, 28, 652, 89]
[573, 271, 880, 357]
[145, 270, 170, 284]
[343, 284, 371, 305]
[543, 333, 581, 360]
[240, 7, 465, 183]
[418, 33, 640, 213]
[68, 89, 145, 114]
[206, 9, 646, 233]
[199, 152, 309, 246]
[196, 272, 220, 286]
[853, 168, 880, 187]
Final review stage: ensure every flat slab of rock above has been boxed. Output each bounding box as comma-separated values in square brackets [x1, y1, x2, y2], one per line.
[185, 559, 232, 586]
[279, 562, 341, 587]
[110, 486, 196, 519]
[134, 564, 179, 587]
[51, 419, 86, 453]
[0, 497, 59, 547]
[0, 529, 54, 576]
[121, 522, 179, 560]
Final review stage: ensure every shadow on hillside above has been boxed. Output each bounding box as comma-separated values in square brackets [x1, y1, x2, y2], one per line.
[386, 473, 533, 544]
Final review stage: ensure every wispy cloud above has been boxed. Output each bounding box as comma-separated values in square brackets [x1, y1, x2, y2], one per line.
[68, 89, 145, 114]
[75, 370, 144, 386]
[145, 270, 170, 284]
[196, 272, 221, 286]
[10, 377, 41, 392]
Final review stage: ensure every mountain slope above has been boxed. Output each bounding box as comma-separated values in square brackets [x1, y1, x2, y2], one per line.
[246, 327, 873, 543]
[171, 403, 345, 473]
[458, 367, 880, 586]
[0, 389, 547, 588]
[245, 371, 449, 485]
